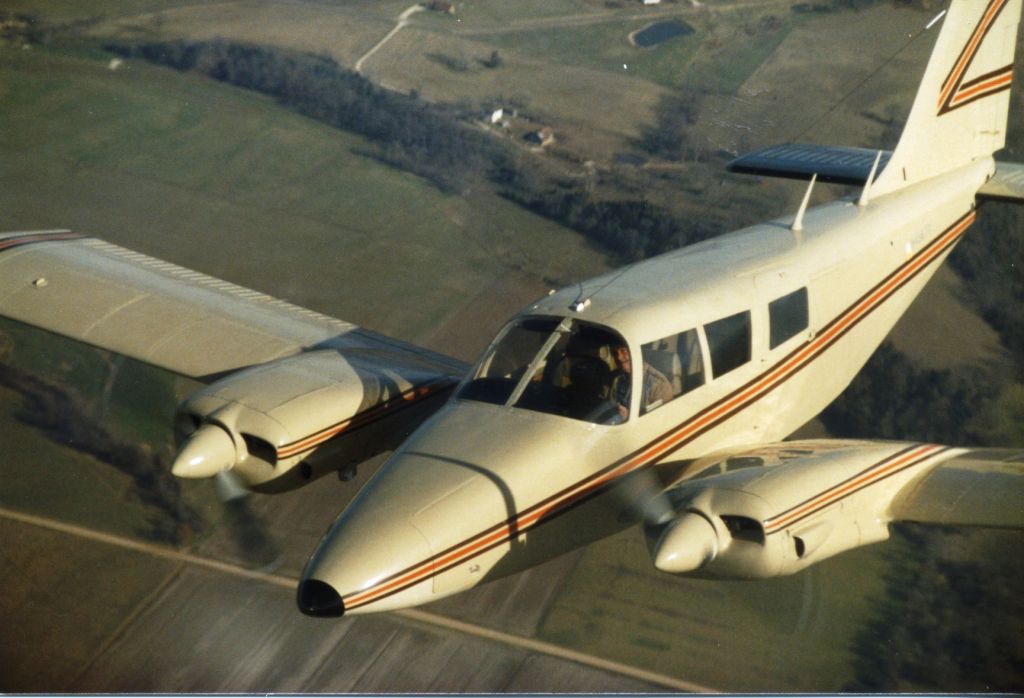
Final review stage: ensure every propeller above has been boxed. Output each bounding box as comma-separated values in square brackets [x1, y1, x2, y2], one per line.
[652, 512, 719, 573]
[214, 469, 250, 502]
[171, 424, 237, 479]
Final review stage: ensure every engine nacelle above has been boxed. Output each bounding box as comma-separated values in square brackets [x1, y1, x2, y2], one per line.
[647, 441, 955, 579]
[171, 349, 459, 492]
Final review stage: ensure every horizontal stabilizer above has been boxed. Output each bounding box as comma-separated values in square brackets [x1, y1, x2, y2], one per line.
[890, 448, 1024, 529]
[727, 144, 892, 186]
[977, 161, 1024, 203]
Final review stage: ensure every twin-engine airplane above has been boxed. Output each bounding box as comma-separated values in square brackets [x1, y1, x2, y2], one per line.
[2, 0, 1024, 617]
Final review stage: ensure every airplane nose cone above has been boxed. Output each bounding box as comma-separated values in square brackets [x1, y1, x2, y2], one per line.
[296, 579, 345, 617]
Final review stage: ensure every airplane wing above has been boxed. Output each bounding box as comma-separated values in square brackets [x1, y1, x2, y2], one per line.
[646, 440, 1024, 578]
[0, 230, 463, 380]
[0, 230, 468, 491]
[890, 448, 1024, 528]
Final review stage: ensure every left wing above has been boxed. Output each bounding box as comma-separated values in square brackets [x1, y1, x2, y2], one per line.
[891, 448, 1024, 528]
[646, 440, 1024, 578]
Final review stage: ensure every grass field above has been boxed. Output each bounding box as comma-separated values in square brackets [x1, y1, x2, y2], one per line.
[1, 1, 1020, 691]
[0, 39, 609, 348]
[537, 525, 899, 692]
[0, 518, 180, 691]
[0, 386, 160, 539]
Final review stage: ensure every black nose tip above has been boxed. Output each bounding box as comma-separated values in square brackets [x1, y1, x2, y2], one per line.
[297, 579, 345, 617]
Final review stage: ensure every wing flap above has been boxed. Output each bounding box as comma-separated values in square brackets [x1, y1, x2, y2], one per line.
[890, 448, 1024, 529]
[726, 144, 893, 185]
[0, 231, 463, 380]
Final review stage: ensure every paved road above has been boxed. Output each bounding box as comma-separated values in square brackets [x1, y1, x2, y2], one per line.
[355, 4, 424, 74]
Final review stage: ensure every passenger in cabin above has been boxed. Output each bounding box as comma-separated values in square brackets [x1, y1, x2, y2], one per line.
[610, 344, 673, 421]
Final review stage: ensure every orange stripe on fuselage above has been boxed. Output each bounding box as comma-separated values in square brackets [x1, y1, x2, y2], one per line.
[343, 211, 974, 611]
[0, 231, 85, 252]
[277, 381, 451, 459]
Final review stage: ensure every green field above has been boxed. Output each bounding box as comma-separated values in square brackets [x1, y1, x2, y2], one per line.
[472, 19, 706, 90]
[537, 526, 895, 691]
[0, 39, 609, 347]
[1, 1, 1020, 691]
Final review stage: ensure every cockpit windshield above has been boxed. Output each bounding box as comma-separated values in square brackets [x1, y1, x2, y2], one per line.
[456, 316, 630, 425]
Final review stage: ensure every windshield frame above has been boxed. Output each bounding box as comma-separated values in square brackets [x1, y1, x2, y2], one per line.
[454, 314, 634, 425]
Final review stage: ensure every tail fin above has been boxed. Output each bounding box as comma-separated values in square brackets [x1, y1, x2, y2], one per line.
[871, 0, 1022, 197]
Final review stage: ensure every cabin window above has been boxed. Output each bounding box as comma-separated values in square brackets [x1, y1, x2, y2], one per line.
[640, 328, 705, 415]
[704, 310, 751, 378]
[769, 288, 808, 349]
[457, 316, 630, 425]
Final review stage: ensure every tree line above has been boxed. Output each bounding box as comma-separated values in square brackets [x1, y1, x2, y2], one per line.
[107, 39, 509, 194]
[106, 38, 710, 264]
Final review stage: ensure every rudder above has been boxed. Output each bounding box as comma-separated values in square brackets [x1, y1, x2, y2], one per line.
[872, 0, 1023, 197]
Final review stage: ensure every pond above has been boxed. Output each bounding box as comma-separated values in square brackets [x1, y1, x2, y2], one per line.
[631, 20, 694, 48]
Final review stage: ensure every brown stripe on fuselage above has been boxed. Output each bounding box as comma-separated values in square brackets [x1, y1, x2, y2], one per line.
[276, 380, 456, 459]
[343, 210, 975, 611]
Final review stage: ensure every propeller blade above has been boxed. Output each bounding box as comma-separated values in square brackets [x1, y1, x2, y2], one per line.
[214, 469, 250, 502]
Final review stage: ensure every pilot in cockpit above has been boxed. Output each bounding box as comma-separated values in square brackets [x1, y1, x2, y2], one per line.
[610, 343, 673, 421]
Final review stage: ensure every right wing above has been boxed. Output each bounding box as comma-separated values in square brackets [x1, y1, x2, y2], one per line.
[0, 230, 468, 491]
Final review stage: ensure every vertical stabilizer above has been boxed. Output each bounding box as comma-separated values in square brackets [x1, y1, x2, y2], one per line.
[872, 0, 1022, 197]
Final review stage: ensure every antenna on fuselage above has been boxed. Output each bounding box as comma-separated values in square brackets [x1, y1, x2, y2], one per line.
[791, 173, 817, 233]
[857, 150, 884, 207]
[569, 282, 590, 313]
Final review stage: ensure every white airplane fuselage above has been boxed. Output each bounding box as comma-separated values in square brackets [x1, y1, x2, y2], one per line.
[297, 157, 990, 616]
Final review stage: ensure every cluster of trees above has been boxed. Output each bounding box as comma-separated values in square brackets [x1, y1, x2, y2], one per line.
[820, 343, 996, 445]
[107, 40, 511, 193]
[0, 362, 200, 544]
[502, 182, 721, 263]
[108, 38, 710, 263]
[637, 92, 708, 162]
[847, 525, 1024, 691]
[951, 198, 1024, 376]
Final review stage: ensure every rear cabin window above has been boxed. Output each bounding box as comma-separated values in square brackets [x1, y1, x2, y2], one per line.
[640, 328, 705, 415]
[768, 288, 809, 349]
[704, 311, 751, 378]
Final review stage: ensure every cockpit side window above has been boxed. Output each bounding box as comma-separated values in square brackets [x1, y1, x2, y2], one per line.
[457, 316, 629, 425]
[640, 327, 705, 415]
